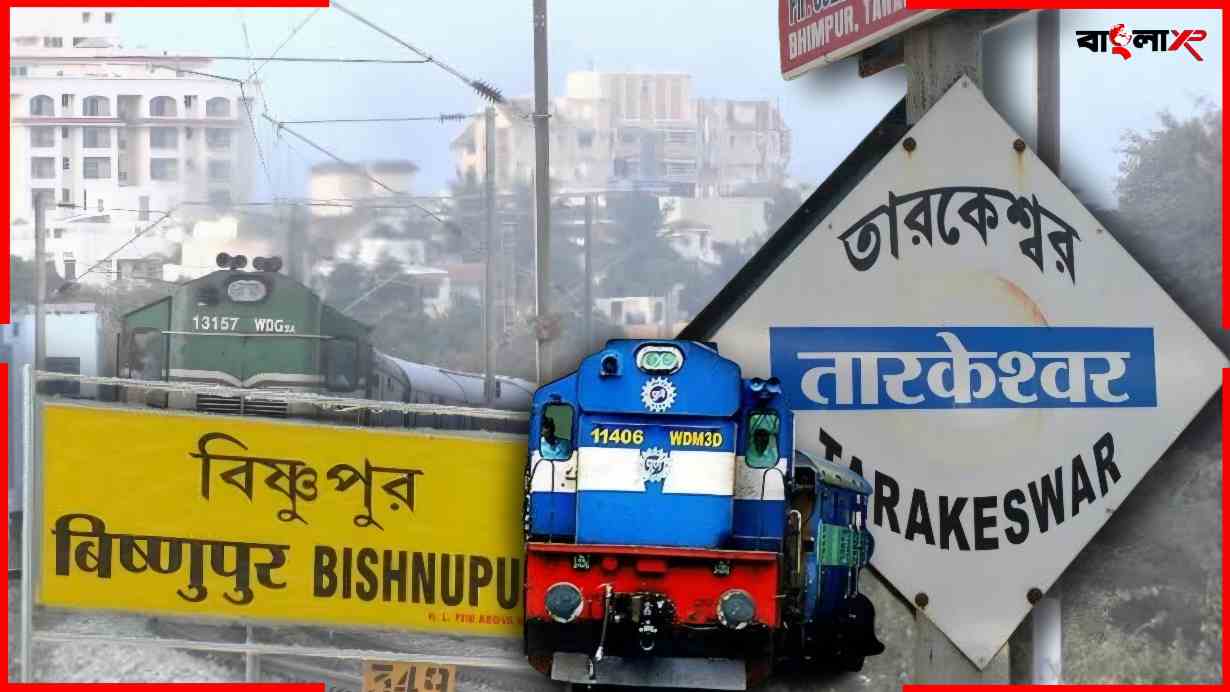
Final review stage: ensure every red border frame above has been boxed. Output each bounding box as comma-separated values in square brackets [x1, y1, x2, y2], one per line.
[2, 1, 1226, 690]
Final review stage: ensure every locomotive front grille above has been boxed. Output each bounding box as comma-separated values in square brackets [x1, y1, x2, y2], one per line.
[195, 395, 288, 418]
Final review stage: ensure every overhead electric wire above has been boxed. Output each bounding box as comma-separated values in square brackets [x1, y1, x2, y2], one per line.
[246, 8, 322, 81]
[262, 114, 461, 234]
[279, 113, 477, 125]
[331, 1, 516, 112]
[240, 82, 275, 195]
[74, 208, 179, 281]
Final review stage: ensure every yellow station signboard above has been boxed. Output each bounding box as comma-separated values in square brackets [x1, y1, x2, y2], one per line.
[39, 403, 527, 637]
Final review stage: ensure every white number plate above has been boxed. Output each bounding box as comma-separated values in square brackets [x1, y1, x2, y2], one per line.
[192, 315, 239, 331]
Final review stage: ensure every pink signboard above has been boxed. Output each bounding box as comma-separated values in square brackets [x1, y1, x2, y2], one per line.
[779, 1, 945, 79]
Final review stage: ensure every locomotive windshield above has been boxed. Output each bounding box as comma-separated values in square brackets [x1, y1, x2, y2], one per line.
[746, 410, 780, 468]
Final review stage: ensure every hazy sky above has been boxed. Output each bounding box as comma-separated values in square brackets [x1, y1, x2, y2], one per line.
[51, 5, 1223, 208]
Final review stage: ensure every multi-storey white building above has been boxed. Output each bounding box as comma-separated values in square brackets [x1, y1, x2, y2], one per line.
[9, 9, 255, 284]
[450, 71, 790, 198]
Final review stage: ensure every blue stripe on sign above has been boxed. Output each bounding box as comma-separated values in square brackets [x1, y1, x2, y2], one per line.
[577, 484, 733, 547]
[770, 326, 1157, 410]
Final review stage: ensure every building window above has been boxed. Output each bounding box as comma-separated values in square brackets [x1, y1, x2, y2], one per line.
[30, 127, 55, 148]
[184, 95, 197, 111]
[82, 95, 110, 117]
[83, 157, 112, 179]
[62, 156, 70, 170]
[11, 66, 29, 77]
[105, 12, 113, 24]
[52, 228, 63, 239]
[205, 128, 231, 150]
[150, 158, 178, 181]
[97, 198, 105, 212]
[14, 36, 38, 47]
[578, 129, 595, 147]
[31, 158, 55, 179]
[205, 97, 230, 117]
[184, 127, 193, 140]
[82, 12, 91, 22]
[83, 127, 110, 148]
[149, 96, 177, 117]
[29, 95, 54, 117]
[61, 188, 71, 204]
[207, 160, 231, 182]
[150, 127, 178, 149]
[44, 36, 63, 48]
[61, 126, 69, 139]
[139, 196, 150, 220]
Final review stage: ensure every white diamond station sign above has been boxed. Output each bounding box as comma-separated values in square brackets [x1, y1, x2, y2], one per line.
[700, 78, 1228, 667]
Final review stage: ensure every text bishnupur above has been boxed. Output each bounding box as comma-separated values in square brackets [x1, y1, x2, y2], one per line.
[40, 404, 527, 635]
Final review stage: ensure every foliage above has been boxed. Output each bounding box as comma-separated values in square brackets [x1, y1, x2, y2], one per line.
[1116, 105, 1221, 244]
[764, 183, 805, 234]
[1110, 104, 1223, 352]
[1055, 105, 1224, 684]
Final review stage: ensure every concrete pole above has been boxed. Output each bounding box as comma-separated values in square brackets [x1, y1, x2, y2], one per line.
[1031, 9, 1063, 684]
[33, 194, 48, 374]
[583, 194, 593, 352]
[484, 106, 498, 404]
[902, 10, 1016, 682]
[904, 12, 1009, 124]
[532, 0, 552, 384]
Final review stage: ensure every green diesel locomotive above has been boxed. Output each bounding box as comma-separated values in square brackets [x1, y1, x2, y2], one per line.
[119, 254, 531, 428]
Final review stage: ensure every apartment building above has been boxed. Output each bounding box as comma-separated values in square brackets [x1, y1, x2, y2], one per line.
[9, 9, 255, 284]
[450, 71, 790, 198]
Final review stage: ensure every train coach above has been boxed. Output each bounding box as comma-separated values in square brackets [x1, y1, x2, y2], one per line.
[117, 254, 531, 432]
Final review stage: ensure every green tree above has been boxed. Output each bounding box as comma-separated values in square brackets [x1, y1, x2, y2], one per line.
[1111, 104, 1223, 351]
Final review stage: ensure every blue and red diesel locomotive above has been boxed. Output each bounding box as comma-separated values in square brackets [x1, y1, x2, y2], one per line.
[524, 339, 884, 688]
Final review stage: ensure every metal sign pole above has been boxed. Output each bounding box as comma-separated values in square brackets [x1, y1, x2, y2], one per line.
[902, 11, 1012, 681]
[483, 106, 498, 404]
[21, 364, 36, 682]
[1031, 9, 1063, 684]
[532, 0, 551, 384]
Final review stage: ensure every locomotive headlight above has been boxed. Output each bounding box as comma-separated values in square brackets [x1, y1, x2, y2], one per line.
[545, 582, 584, 623]
[636, 345, 683, 374]
[717, 589, 756, 630]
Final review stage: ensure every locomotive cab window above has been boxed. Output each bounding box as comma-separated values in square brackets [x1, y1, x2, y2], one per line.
[539, 403, 574, 460]
[125, 328, 164, 381]
[745, 411, 780, 469]
[323, 338, 358, 391]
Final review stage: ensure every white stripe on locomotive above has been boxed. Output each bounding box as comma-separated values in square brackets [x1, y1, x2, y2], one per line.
[576, 447, 734, 496]
[529, 451, 578, 494]
[733, 456, 788, 502]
